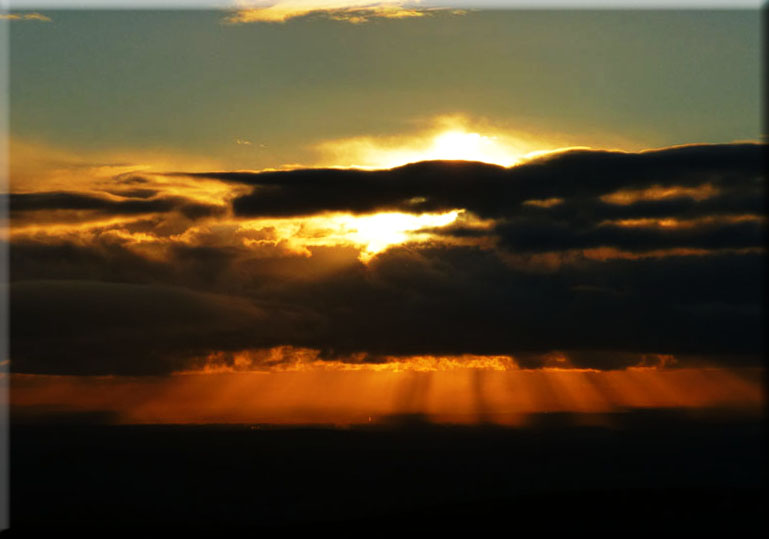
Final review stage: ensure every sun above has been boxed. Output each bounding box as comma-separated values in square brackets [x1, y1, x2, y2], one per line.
[422, 130, 520, 166]
[314, 117, 556, 169]
[367, 129, 523, 168]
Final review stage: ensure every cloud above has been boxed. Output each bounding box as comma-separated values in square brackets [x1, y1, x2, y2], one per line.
[223, 1, 441, 24]
[8, 280, 311, 375]
[8, 142, 765, 375]
[181, 143, 764, 254]
[0, 13, 51, 22]
[9, 242, 763, 374]
[7, 138, 228, 195]
[7, 192, 226, 221]
[182, 143, 761, 217]
[490, 216, 763, 253]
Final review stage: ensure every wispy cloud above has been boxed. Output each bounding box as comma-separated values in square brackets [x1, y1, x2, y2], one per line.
[0, 12, 52, 22]
[223, 1, 454, 24]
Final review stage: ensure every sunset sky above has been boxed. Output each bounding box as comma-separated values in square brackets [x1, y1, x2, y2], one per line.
[3, 3, 764, 425]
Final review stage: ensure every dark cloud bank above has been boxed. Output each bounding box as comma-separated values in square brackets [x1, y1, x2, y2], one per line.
[9, 143, 765, 374]
[197, 143, 762, 216]
[6, 191, 225, 222]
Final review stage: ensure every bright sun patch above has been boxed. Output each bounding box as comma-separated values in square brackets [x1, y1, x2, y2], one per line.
[319, 128, 525, 168]
[415, 130, 521, 166]
[313, 115, 575, 169]
[333, 210, 461, 259]
[229, 209, 462, 262]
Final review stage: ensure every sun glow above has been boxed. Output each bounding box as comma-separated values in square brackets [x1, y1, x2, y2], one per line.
[320, 129, 525, 169]
[419, 130, 521, 166]
[335, 210, 461, 259]
[224, 209, 463, 262]
[313, 116, 577, 169]
[12, 365, 763, 426]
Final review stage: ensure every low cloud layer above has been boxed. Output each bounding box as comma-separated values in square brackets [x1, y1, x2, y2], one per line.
[8, 142, 765, 375]
[8, 192, 226, 223]
[190, 143, 761, 218]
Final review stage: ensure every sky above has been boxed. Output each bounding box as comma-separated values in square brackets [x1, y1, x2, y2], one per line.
[2, 3, 765, 425]
[7, 8, 762, 169]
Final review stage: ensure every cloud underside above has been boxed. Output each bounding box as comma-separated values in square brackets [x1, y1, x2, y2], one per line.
[8, 143, 765, 375]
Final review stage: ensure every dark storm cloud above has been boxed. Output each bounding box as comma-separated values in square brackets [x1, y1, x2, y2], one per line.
[181, 143, 763, 219]
[184, 142, 767, 254]
[8, 242, 763, 374]
[8, 142, 764, 374]
[8, 280, 318, 375]
[493, 218, 764, 252]
[103, 188, 160, 199]
[6, 191, 225, 220]
[10, 239, 177, 284]
[276, 245, 762, 363]
[517, 189, 763, 223]
[9, 238, 253, 291]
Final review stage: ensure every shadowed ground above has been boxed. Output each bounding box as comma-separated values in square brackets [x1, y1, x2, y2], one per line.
[7, 409, 766, 534]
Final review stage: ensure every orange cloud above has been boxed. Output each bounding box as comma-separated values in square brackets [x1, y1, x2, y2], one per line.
[0, 13, 51, 22]
[606, 214, 765, 230]
[223, 1, 444, 24]
[601, 183, 721, 205]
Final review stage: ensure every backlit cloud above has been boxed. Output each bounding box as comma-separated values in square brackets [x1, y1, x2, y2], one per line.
[8, 141, 764, 375]
[0, 12, 51, 22]
[223, 0, 447, 24]
[313, 115, 577, 168]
